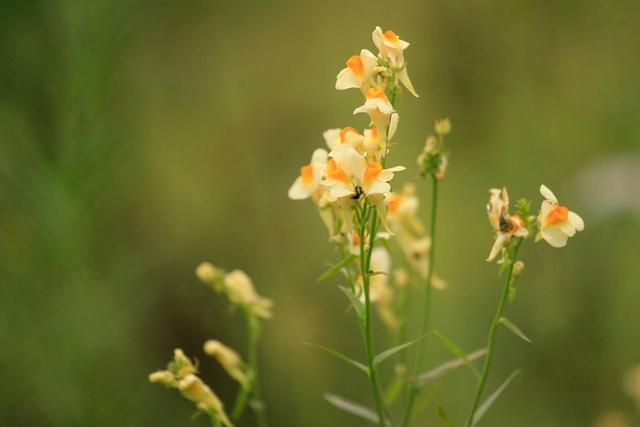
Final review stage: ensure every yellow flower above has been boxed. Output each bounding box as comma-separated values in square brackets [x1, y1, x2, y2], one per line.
[371, 26, 418, 97]
[335, 49, 378, 92]
[288, 148, 328, 200]
[536, 185, 584, 248]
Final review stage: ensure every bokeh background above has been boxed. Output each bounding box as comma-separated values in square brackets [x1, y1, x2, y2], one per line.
[1, 0, 639, 426]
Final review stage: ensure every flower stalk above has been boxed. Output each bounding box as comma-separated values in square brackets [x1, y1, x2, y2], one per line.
[466, 238, 523, 426]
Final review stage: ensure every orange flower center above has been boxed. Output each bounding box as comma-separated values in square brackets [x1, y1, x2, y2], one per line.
[300, 164, 314, 185]
[383, 30, 400, 43]
[546, 205, 569, 225]
[369, 127, 379, 141]
[366, 87, 388, 100]
[326, 159, 351, 184]
[387, 194, 403, 214]
[346, 55, 365, 76]
[339, 127, 359, 143]
[352, 231, 360, 246]
[364, 162, 383, 185]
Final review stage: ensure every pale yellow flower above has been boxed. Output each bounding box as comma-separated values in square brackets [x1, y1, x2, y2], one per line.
[288, 148, 328, 200]
[335, 49, 378, 92]
[536, 185, 584, 248]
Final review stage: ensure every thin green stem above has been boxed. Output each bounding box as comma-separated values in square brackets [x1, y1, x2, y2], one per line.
[402, 175, 439, 427]
[232, 313, 268, 427]
[360, 205, 387, 426]
[465, 238, 523, 427]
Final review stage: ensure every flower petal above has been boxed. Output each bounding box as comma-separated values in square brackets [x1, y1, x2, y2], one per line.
[539, 184, 558, 203]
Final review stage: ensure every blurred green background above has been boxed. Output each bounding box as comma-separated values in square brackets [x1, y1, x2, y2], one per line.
[1, 0, 639, 426]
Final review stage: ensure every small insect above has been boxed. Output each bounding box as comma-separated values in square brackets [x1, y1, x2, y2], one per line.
[351, 185, 364, 200]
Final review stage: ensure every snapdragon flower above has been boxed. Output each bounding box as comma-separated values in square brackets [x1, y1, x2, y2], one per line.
[536, 185, 584, 248]
[371, 26, 418, 97]
[486, 188, 529, 262]
[354, 86, 396, 138]
[323, 127, 365, 153]
[335, 49, 378, 92]
[288, 148, 328, 200]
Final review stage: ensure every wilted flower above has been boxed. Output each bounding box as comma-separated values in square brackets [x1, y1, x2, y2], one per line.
[486, 188, 529, 262]
[536, 185, 584, 248]
[335, 49, 378, 92]
[204, 340, 249, 387]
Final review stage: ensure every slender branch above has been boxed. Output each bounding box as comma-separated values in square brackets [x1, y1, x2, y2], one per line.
[465, 238, 523, 427]
[360, 205, 387, 426]
[402, 175, 439, 427]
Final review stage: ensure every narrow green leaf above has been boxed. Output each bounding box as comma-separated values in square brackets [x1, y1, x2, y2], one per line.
[374, 334, 429, 366]
[324, 393, 386, 425]
[317, 254, 357, 282]
[472, 370, 521, 425]
[430, 330, 480, 379]
[415, 348, 487, 387]
[338, 286, 364, 318]
[499, 317, 532, 343]
[303, 343, 369, 375]
[437, 405, 458, 427]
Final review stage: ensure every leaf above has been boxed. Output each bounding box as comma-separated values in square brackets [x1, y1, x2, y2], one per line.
[317, 254, 357, 282]
[472, 370, 521, 425]
[324, 393, 387, 425]
[303, 343, 369, 375]
[429, 330, 480, 379]
[499, 317, 532, 343]
[374, 334, 429, 366]
[338, 285, 364, 319]
[437, 405, 458, 427]
[415, 348, 487, 387]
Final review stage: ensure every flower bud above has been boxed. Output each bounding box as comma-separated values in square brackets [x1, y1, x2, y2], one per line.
[148, 370, 177, 387]
[196, 262, 218, 283]
[435, 118, 451, 136]
[512, 260, 525, 277]
[179, 374, 210, 402]
[173, 348, 197, 378]
[203, 340, 243, 369]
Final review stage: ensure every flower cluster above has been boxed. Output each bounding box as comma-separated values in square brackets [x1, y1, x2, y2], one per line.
[149, 349, 233, 427]
[288, 26, 420, 234]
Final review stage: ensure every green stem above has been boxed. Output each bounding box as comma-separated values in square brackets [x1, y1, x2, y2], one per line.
[465, 238, 523, 427]
[360, 205, 387, 426]
[402, 175, 439, 427]
[232, 314, 268, 427]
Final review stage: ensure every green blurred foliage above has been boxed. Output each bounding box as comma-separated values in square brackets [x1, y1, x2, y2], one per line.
[1, 0, 639, 426]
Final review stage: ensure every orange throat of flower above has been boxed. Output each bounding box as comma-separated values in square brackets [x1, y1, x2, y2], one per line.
[300, 164, 314, 185]
[546, 205, 569, 225]
[387, 194, 403, 214]
[364, 162, 383, 185]
[346, 55, 365, 76]
[326, 159, 351, 184]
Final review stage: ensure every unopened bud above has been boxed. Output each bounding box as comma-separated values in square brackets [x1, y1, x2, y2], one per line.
[512, 261, 525, 277]
[196, 262, 218, 283]
[149, 370, 177, 387]
[435, 118, 451, 136]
